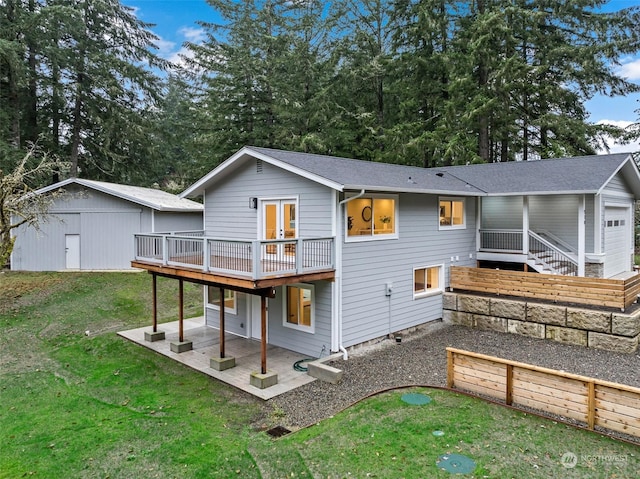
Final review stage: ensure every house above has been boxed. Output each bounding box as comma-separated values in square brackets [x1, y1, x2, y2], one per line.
[11, 178, 203, 271]
[131, 147, 640, 388]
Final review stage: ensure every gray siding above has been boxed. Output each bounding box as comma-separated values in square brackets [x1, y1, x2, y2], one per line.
[11, 184, 200, 271]
[153, 211, 203, 232]
[481, 196, 523, 229]
[267, 282, 332, 357]
[529, 195, 579, 250]
[12, 213, 80, 270]
[206, 292, 249, 337]
[204, 160, 333, 239]
[603, 173, 632, 196]
[341, 193, 477, 348]
[202, 160, 334, 356]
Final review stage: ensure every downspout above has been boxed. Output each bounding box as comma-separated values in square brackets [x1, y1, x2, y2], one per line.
[335, 189, 366, 360]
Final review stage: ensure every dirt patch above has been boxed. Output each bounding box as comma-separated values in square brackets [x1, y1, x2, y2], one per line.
[0, 272, 65, 313]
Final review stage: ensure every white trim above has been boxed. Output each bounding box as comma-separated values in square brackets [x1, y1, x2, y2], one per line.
[594, 194, 602, 254]
[578, 194, 585, 276]
[180, 147, 344, 198]
[35, 178, 202, 212]
[438, 196, 466, 230]
[413, 264, 445, 299]
[282, 283, 315, 334]
[344, 193, 399, 242]
[205, 287, 237, 315]
[596, 155, 639, 196]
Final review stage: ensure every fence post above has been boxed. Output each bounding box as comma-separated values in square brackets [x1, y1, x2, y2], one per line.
[587, 381, 596, 430]
[446, 348, 454, 388]
[506, 364, 513, 405]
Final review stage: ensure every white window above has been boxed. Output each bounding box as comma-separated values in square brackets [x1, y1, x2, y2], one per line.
[439, 197, 465, 229]
[346, 195, 398, 240]
[207, 287, 237, 314]
[413, 265, 444, 298]
[283, 284, 314, 333]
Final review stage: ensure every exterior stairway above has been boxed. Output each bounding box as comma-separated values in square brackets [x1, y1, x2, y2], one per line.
[527, 230, 578, 276]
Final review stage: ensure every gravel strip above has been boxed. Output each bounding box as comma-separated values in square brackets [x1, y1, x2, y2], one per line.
[269, 322, 640, 431]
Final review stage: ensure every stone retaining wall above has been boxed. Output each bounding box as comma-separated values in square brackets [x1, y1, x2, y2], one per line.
[443, 293, 640, 353]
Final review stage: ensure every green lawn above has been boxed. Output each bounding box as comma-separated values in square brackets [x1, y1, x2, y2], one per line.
[0, 272, 637, 478]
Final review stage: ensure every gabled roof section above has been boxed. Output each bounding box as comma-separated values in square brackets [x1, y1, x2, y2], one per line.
[433, 153, 640, 197]
[181, 147, 640, 199]
[35, 178, 203, 212]
[180, 146, 485, 197]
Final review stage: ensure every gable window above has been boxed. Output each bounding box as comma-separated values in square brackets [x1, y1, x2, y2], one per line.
[413, 265, 444, 298]
[207, 287, 236, 314]
[346, 195, 398, 240]
[439, 198, 465, 229]
[284, 284, 314, 333]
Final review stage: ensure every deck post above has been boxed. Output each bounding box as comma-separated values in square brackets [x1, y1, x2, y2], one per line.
[219, 287, 225, 359]
[152, 273, 158, 332]
[169, 278, 192, 353]
[144, 273, 165, 342]
[522, 196, 529, 255]
[261, 295, 267, 374]
[178, 279, 184, 342]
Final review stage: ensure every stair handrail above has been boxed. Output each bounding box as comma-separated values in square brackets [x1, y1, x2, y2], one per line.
[528, 230, 578, 275]
[536, 229, 576, 254]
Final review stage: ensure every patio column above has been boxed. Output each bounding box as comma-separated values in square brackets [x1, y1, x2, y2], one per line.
[578, 195, 586, 276]
[178, 279, 184, 342]
[210, 286, 235, 371]
[261, 295, 267, 374]
[152, 273, 158, 332]
[219, 287, 225, 359]
[169, 279, 192, 353]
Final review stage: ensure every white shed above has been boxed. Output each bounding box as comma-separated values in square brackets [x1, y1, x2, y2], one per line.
[11, 179, 203, 271]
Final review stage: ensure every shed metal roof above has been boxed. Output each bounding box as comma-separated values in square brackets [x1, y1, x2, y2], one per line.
[35, 178, 204, 212]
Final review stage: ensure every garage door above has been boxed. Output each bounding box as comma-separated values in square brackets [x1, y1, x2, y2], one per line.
[604, 206, 630, 278]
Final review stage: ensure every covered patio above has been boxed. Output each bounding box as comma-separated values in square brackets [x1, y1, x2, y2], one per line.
[117, 316, 318, 399]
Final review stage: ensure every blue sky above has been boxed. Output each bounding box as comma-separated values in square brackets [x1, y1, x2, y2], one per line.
[124, 0, 640, 153]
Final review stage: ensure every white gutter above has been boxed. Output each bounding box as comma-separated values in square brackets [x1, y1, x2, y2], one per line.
[334, 189, 366, 360]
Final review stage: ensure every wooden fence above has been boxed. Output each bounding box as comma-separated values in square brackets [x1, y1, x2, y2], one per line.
[446, 348, 640, 441]
[450, 266, 640, 311]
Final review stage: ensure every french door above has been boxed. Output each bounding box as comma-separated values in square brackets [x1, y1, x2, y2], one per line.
[261, 199, 297, 258]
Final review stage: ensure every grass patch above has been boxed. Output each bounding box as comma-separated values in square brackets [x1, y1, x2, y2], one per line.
[264, 388, 638, 478]
[1, 272, 637, 478]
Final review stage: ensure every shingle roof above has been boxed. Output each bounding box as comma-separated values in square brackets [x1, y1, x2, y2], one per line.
[432, 153, 634, 195]
[36, 178, 203, 212]
[181, 146, 640, 198]
[248, 147, 638, 196]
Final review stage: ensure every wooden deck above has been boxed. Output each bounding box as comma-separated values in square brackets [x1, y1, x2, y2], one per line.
[117, 317, 319, 400]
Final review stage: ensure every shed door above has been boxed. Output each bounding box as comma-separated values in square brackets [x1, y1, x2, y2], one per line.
[604, 206, 630, 278]
[65, 234, 80, 269]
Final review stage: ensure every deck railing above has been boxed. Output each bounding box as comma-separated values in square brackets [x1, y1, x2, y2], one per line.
[479, 229, 523, 252]
[134, 233, 334, 279]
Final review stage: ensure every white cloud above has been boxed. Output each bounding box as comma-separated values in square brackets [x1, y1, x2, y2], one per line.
[616, 58, 640, 81]
[179, 27, 206, 43]
[595, 119, 640, 154]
